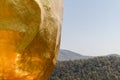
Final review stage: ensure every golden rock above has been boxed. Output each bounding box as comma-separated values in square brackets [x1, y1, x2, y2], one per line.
[0, 0, 63, 80]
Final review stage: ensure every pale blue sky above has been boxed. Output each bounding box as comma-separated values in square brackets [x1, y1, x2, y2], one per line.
[61, 0, 120, 56]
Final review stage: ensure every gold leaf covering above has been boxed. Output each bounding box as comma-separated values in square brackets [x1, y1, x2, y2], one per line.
[0, 0, 63, 80]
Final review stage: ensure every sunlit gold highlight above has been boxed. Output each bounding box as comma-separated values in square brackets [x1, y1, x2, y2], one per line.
[0, 0, 63, 80]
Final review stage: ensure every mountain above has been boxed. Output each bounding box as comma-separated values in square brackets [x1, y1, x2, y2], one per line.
[50, 56, 120, 80]
[107, 54, 120, 57]
[58, 49, 93, 61]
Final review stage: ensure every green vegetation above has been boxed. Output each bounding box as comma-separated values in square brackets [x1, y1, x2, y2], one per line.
[50, 56, 120, 80]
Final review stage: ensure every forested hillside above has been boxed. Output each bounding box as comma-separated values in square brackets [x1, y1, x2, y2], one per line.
[50, 56, 120, 80]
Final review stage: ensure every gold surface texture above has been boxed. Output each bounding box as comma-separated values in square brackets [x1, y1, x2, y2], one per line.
[0, 0, 63, 80]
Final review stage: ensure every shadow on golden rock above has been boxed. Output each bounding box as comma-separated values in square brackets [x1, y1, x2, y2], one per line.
[0, 0, 63, 80]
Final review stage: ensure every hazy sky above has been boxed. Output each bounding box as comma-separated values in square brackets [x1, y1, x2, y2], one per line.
[61, 0, 120, 56]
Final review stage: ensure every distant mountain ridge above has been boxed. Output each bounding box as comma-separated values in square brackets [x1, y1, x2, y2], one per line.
[58, 49, 120, 61]
[107, 54, 120, 57]
[58, 49, 93, 61]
